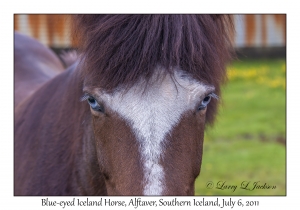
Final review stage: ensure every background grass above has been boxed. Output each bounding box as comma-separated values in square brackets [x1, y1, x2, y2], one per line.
[194, 59, 286, 196]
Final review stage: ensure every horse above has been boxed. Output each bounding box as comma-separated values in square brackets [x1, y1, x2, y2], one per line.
[14, 15, 234, 195]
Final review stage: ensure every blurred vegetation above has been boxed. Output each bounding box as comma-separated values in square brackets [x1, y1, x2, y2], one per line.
[195, 59, 286, 195]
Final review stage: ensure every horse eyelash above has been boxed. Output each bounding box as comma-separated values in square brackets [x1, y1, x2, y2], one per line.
[80, 93, 89, 102]
[210, 93, 219, 100]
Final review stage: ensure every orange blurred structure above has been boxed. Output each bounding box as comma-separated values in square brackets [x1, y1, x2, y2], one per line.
[14, 14, 286, 49]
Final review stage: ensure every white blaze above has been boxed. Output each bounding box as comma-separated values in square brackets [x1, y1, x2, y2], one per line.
[97, 67, 212, 195]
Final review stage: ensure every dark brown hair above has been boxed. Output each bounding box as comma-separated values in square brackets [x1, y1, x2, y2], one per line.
[72, 15, 234, 124]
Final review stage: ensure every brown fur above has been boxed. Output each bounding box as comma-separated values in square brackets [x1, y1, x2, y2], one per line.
[15, 64, 107, 195]
[161, 110, 206, 195]
[92, 111, 144, 195]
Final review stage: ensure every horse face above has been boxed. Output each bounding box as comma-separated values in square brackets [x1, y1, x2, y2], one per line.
[83, 68, 215, 195]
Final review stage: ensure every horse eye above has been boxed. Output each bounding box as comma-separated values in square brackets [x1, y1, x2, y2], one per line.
[203, 96, 211, 104]
[87, 96, 104, 112]
[197, 95, 212, 111]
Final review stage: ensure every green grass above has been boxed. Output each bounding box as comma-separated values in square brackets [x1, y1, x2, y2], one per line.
[194, 59, 286, 195]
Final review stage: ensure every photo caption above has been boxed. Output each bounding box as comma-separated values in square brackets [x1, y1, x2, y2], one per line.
[41, 197, 260, 208]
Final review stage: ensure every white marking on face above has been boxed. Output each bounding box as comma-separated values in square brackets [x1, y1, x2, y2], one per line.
[95, 67, 213, 195]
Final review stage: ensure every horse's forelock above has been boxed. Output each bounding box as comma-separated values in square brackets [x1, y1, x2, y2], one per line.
[72, 14, 234, 124]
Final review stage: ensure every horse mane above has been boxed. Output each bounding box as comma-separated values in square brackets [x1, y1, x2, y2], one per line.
[72, 15, 234, 124]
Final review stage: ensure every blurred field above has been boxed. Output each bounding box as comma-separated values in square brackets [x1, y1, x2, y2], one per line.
[195, 59, 286, 195]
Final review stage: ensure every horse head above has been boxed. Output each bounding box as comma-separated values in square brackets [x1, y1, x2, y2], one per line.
[74, 15, 234, 195]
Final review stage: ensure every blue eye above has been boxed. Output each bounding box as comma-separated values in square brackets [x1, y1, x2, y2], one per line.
[197, 95, 212, 111]
[87, 96, 104, 112]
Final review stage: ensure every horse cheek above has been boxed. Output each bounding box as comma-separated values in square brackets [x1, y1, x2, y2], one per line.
[91, 115, 111, 174]
[195, 109, 207, 174]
